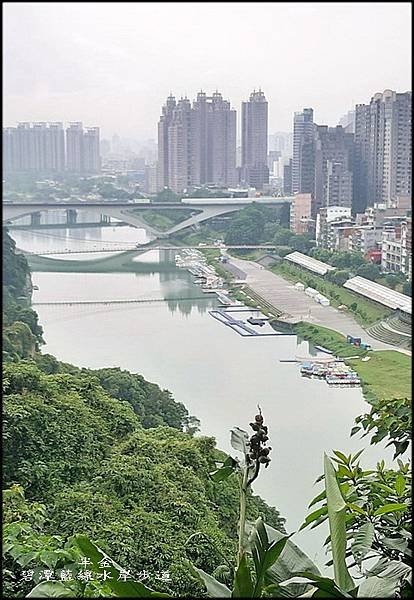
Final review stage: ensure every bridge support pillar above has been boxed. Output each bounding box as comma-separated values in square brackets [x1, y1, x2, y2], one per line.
[100, 214, 110, 224]
[66, 209, 77, 225]
[30, 212, 41, 226]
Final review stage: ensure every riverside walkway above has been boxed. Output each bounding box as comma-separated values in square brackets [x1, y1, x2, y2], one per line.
[228, 257, 410, 355]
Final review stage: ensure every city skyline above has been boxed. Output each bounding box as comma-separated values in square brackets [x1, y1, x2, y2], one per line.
[3, 2, 411, 139]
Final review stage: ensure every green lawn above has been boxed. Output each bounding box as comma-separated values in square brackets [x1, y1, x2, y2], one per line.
[350, 351, 412, 401]
[294, 322, 368, 358]
[293, 322, 411, 403]
[271, 262, 391, 326]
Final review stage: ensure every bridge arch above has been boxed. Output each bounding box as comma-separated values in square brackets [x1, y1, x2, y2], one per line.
[3, 198, 293, 239]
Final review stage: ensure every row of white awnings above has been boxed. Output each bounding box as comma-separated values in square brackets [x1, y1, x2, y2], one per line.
[344, 276, 412, 315]
[285, 251, 335, 276]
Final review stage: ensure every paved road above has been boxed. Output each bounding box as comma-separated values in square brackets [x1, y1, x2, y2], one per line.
[229, 257, 410, 355]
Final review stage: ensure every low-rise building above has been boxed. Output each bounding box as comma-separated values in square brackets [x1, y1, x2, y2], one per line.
[348, 226, 383, 254]
[381, 221, 409, 274]
[315, 206, 353, 248]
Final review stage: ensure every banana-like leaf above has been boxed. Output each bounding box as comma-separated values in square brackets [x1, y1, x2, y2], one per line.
[357, 559, 411, 597]
[232, 553, 254, 598]
[324, 454, 354, 593]
[248, 517, 290, 596]
[210, 456, 239, 482]
[279, 572, 352, 597]
[351, 522, 375, 564]
[246, 521, 321, 598]
[74, 535, 169, 597]
[192, 566, 231, 597]
[230, 427, 249, 455]
[210, 465, 236, 482]
[26, 582, 76, 598]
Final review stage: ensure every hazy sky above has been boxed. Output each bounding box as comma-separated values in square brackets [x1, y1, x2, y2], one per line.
[3, 2, 412, 140]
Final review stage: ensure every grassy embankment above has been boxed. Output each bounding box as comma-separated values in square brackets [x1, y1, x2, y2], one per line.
[293, 322, 411, 402]
[270, 261, 391, 327]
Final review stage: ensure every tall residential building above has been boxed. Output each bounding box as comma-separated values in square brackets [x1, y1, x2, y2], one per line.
[292, 108, 315, 195]
[314, 125, 354, 214]
[66, 122, 84, 172]
[241, 89, 269, 190]
[205, 91, 237, 187]
[157, 91, 237, 193]
[354, 90, 412, 210]
[66, 122, 100, 173]
[157, 94, 176, 189]
[3, 122, 65, 172]
[167, 97, 193, 193]
[83, 127, 101, 173]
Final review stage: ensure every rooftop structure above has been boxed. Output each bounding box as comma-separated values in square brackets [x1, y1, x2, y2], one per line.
[344, 276, 411, 314]
[284, 251, 335, 276]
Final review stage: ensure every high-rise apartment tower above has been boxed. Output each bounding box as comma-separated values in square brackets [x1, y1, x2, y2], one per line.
[241, 89, 269, 190]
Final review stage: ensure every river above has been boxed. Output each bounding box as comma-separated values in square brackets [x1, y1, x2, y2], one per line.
[11, 225, 394, 569]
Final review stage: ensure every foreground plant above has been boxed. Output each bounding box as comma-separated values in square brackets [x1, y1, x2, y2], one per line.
[302, 450, 412, 597]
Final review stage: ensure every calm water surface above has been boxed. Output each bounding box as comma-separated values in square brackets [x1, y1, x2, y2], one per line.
[11, 226, 394, 567]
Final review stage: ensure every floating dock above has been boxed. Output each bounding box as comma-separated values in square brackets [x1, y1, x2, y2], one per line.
[209, 308, 295, 337]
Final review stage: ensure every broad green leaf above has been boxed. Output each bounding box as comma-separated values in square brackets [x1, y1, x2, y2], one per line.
[346, 503, 366, 516]
[351, 522, 375, 563]
[308, 490, 326, 509]
[17, 551, 37, 568]
[246, 518, 290, 596]
[382, 537, 408, 553]
[357, 560, 411, 597]
[74, 535, 169, 597]
[324, 454, 354, 592]
[299, 506, 328, 531]
[394, 473, 406, 496]
[26, 582, 75, 598]
[280, 572, 352, 597]
[350, 426, 360, 437]
[232, 553, 254, 598]
[209, 465, 236, 482]
[332, 450, 349, 465]
[39, 550, 61, 569]
[192, 566, 231, 597]
[373, 503, 408, 516]
[247, 522, 321, 597]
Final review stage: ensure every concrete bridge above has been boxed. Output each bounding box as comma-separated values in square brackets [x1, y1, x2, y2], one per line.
[21, 244, 279, 256]
[3, 197, 293, 238]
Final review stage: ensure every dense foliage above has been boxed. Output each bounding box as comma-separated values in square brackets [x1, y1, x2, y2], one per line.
[223, 204, 292, 246]
[3, 231, 43, 361]
[3, 361, 285, 597]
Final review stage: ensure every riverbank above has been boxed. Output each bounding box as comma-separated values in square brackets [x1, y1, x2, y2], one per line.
[293, 322, 411, 402]
[210, 253, 411, 405]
